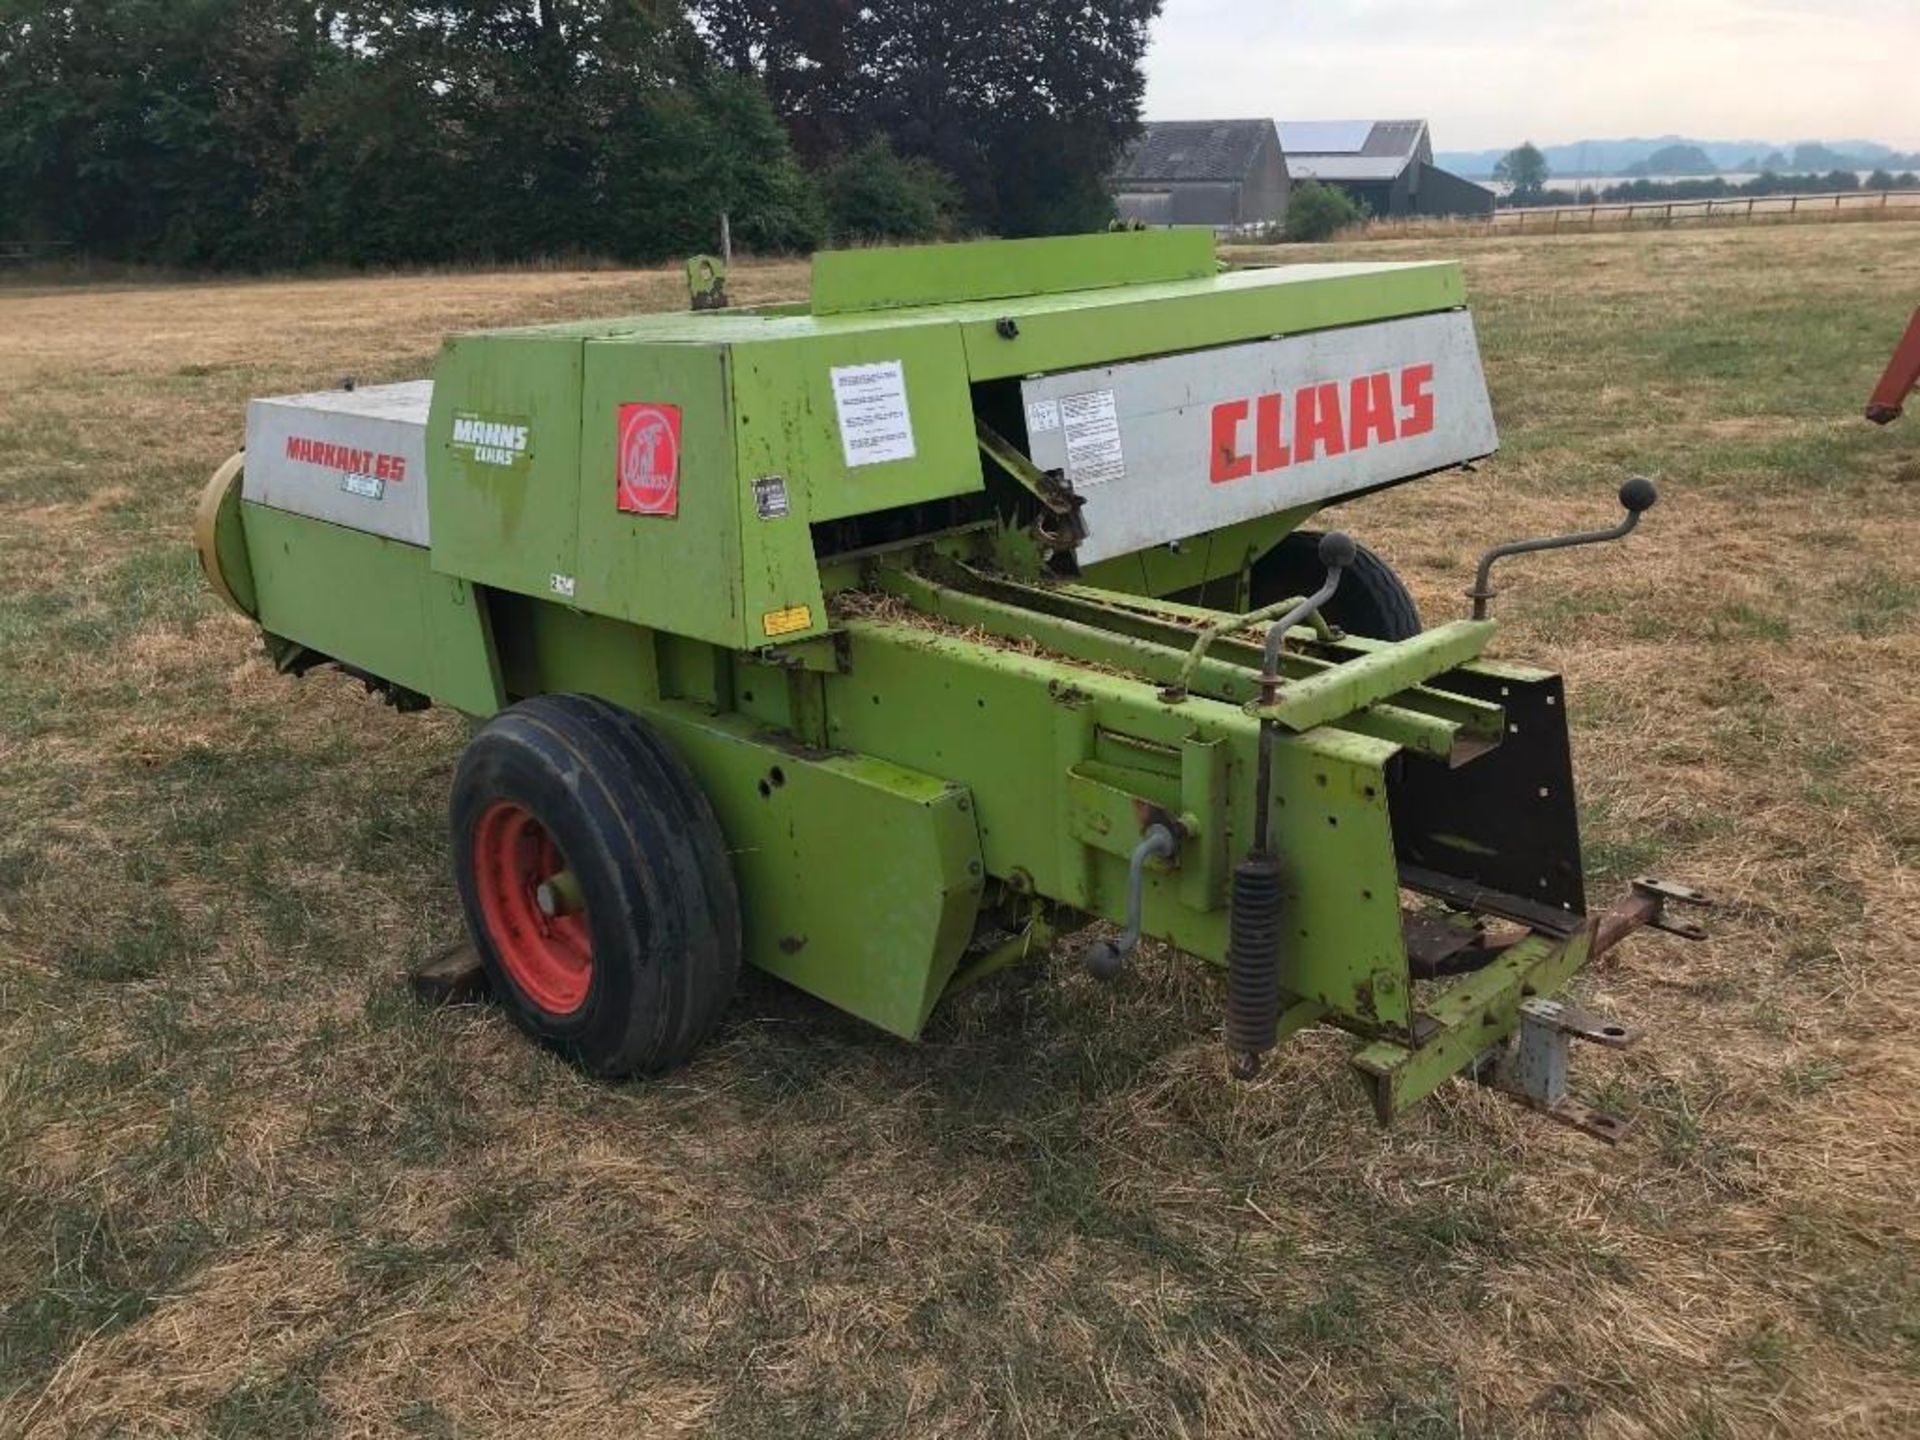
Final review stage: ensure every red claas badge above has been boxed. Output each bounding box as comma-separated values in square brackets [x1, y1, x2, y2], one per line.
[616, 403, 681, 516]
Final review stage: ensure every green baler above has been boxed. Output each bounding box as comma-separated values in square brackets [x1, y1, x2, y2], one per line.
[196, 231, 1707, 1134]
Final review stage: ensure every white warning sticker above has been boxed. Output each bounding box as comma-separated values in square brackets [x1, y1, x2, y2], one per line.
[830, 360, 916, 468]
[1025, 398, 1062, 436]
[1060, 389, 1125, 487]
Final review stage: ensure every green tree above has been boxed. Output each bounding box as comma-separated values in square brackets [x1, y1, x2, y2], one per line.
[1633, 143, 1717, 177]
[602, 67, 826, 260]
[696, 0, 1163, 235]
[1283, 182, 1367, 242]
[1493, 141, 1550, 204]
[0, 1, 826, 268]
[821, 136, 958, 242]
[0, 0, 329, 265]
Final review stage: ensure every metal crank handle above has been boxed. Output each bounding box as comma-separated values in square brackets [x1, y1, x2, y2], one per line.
[1080, 824, 1179, 981]
[1467, 477, 1658, 619]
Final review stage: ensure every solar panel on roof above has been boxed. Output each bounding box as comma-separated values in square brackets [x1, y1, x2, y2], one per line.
[1287, 157, 1407, 182]
[1276, 120, 1376, 155]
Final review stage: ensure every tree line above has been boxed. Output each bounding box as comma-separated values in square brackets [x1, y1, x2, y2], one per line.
[1493, 141, 1919, 209]
[0, 1, 1161, 269]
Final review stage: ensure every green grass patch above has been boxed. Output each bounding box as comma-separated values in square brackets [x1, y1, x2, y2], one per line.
[1836, 568, 1919, 637]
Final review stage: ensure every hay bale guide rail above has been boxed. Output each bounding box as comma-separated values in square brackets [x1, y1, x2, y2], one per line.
[196, 231, 1708, 1135]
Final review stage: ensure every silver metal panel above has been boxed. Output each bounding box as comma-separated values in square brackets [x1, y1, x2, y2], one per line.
[243, 380, 433, 546]
[1288, 157, 1409, 182]
[1020, 311, 1498, 566]
[1115, 190, 1175, 226]
[1277, 120, 1376, 155]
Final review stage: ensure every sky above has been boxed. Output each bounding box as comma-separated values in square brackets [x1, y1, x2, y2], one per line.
[1141, 1, 1920, 153]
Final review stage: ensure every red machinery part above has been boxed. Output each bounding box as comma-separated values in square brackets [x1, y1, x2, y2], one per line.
[1867, 308, 1920, 424]
[471, 800, 594, 1017]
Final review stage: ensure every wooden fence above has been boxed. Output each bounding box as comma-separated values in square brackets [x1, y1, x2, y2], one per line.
[1488, 187, 1920, 233]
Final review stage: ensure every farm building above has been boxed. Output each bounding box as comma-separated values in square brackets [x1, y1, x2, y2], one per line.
[1111, 119, 1291, 229]
[1276, 120, 1494, 219]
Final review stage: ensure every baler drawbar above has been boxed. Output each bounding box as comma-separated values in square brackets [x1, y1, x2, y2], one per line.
[196, 230, 1707, 1136]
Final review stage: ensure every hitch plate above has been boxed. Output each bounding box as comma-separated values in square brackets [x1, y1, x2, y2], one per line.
[1491, 998, 1641, 1144]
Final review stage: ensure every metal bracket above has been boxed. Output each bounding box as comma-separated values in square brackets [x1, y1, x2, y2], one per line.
[408, 940, 488, 1006]
[1630, 876, 1713, 941]
[686, 254, 730, 311]
[1492, 998, 1640, 1143]
[975, 420, 1087, 552]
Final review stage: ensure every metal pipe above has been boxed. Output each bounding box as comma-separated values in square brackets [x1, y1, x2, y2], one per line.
[1253, 720, 1278, 856]
[1171, 592, 1335, 694]
[1866, 306, 1920, 424]
[1259, 537, 1353, 682]
[1251, 532, 1354, 854]
[1079, 824, 1178, 980]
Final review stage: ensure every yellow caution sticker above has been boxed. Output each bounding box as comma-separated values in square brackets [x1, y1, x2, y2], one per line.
[761, 605, 814, 638]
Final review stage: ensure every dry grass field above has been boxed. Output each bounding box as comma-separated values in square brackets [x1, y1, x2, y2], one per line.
[1, 223, 1917, 1438]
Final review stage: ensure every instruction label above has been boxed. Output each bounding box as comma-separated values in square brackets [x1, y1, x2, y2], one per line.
[1025, 398, 1062, 436]
[752, 474, 790, 520]
[1060, 389, 1125, 487]
[830, 361, 916, 468]
[762, 604, 814, 638]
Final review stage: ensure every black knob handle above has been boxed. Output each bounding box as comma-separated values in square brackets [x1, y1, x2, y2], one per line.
[1317, 531, 1357, 569]
[1618, 476, 1659, 514]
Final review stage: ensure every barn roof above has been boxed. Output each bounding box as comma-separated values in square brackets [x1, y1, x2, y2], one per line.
[1114, 120, 1277, 184]
[1277, 120, 1433, 181]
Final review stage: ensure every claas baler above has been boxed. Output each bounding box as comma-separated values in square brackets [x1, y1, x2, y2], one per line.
[196, 231, 1708, 1136]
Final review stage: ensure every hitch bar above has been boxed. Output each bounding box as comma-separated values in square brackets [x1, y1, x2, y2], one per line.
[1352, 876, 1713, 1134]
[1485, 875, 1714, 1142]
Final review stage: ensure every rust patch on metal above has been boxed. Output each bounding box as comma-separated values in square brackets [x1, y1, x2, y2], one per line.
[408, 940, 488, 1006]
[1046, 678, 1092, 708]
[1402, 911, 1523, 978]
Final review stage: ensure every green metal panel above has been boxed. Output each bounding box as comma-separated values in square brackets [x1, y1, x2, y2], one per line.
[1079, 505, 1315, 600]
[729, 325, 983, 525]
[241, 503, 503, 715]
[643, 702, 985, 1039]
[576, 341, 752, 649]
[487, 591, 662, 714]
[809, 230, 1218, 314]
[475, 595, 981, 1038]
[956, 262, 1469, 380]
[822, 618, 1411, 1029]
[505, 260, 1458, 387]
[1253, 620, 1496, 731]
[427, 334, 585, 605]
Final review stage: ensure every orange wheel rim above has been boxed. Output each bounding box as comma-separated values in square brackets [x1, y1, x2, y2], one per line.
[472, 801, 592, 1015]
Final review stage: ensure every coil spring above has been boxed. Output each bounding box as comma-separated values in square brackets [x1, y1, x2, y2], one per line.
[1226, 853, 1284, 1077]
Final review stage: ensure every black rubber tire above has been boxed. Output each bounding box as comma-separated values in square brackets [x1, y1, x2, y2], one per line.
[450, 693, 741, 1076]
[1250, 530, 1422, 641]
